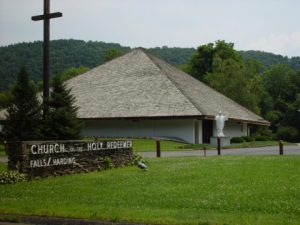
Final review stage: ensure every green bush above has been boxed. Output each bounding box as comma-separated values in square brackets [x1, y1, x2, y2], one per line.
[254, 136, 273, 141]
[0, 171, 26, 184]
[230, 137, 244, 143]
[252, 128, 275, 140]
[242, 136, 254, 142]
[103, 157, 113, 169]
[131, 153, 145, 165]
[277, 126, 299, 142]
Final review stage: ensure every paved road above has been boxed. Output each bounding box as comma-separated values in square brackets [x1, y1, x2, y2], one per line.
[140, 145, 300, 158]
[0, 223, 30, 225]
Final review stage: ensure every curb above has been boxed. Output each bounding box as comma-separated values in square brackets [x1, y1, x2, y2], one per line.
[0, 214, 150, 225]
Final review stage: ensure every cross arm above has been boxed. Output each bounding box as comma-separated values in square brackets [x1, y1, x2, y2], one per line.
[32, 12, 63, 21]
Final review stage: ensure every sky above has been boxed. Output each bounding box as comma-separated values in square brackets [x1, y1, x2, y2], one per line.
[0, 0, 300, 57]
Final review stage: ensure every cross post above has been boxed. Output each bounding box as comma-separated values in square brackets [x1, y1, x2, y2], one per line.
[32, 0, 62, 117]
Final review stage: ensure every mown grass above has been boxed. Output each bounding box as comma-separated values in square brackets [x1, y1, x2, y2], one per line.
[132, 139, 212, 152]
[132, 139, 293, 152]
[223, 140, 295, 149]
[1, 156, 300, 225]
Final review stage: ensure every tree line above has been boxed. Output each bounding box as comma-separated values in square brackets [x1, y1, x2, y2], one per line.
[183, 40, 300, 141]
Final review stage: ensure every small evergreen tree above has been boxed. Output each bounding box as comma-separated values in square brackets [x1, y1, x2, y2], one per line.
[40, 75, 82, 140]
[1, 67, 41, 141]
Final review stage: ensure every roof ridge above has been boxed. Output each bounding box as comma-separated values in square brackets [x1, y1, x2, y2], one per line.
[142, 51, 204, 115]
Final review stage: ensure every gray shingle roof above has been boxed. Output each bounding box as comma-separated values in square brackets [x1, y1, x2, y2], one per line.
[66, 48, 268, 125]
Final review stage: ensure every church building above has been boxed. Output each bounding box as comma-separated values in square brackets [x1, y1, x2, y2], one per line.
[0, 48, 269, 144]
[64, 48, 269, 144]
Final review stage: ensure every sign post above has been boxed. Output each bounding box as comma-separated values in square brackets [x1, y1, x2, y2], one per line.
[156, 138, 161, 158]
[217, 137, 221, 155]
[279, 140, 283, 155]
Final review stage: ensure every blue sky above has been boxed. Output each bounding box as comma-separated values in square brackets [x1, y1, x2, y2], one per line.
[0, 0, 300, 56]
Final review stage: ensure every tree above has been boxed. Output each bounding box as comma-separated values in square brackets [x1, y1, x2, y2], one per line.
[186, 40, 267, 114]
[58, 66, 89, 83]
[262, 65, 300, 140]
[203, 58, 264, 115]
[0, 90, 12, 109]
[0, 67, 41, 141]
[187, 40, 242, 81]
[104, 48, 122, 62]
[263, 64, 294, 108]
[39, 75, 82, 140]
[188, 43, 214, 81]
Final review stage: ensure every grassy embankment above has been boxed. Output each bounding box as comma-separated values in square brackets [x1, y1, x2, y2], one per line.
[0, 156, 299, 225]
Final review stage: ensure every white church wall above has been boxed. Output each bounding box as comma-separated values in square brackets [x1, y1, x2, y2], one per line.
[82, 118, 195, 143]
[212, 121, 247, 138]
[198, 120, 203, 144]
[193, 120, 202, 144]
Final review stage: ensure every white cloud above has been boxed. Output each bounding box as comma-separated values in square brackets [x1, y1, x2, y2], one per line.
[247, 32, 300, 57]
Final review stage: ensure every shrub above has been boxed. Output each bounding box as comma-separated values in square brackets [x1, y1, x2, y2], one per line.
[103, 157, 113, 169]
[230, 137, 244, 143]
[241, 136, 254, 142]
[252, 128, 275, 140]
[277, 126, 299, 142]
[0, 170, 26, 184]
[131, 153, 145, 165]
[256, 136, 273, 141]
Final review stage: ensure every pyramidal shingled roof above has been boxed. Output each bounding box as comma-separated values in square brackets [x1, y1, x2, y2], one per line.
[65, 48, 269, 125]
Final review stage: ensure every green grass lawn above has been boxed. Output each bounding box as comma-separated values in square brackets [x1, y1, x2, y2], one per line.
[223, 140, 295, 149]
[132, 138, 212, 152]
[1, 156, 300, 225]
[131, 139, 292, 152]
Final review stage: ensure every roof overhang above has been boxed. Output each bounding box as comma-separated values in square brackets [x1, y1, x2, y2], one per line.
[79, 115, 270, 126]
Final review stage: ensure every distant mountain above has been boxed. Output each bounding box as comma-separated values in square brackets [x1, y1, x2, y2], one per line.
[0, 40, 196, 91]
[148, 46, 196, 66]
[0, 40, 130, 91]
[0, 39, 299, 91]
[238, 50, 300, 70]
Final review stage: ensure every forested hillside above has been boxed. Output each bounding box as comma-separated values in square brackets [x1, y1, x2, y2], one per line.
[0, 40, 130, 90]
[1, 39, 300, 91]
[239, 50, 300, 70]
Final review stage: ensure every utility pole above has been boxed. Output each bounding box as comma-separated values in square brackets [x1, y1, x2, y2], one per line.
[32, 0, 62, 117]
